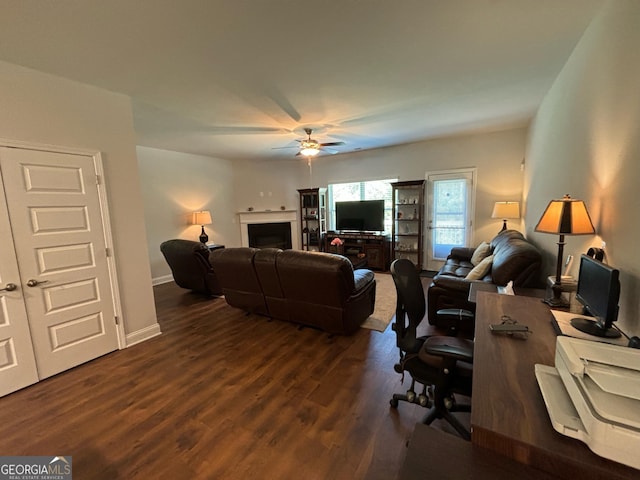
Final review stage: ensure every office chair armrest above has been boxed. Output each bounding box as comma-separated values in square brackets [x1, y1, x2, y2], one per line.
[423, 336, 474, 364]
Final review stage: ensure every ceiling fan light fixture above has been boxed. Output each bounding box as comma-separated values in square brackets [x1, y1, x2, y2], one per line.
[300, 140, 320, 157]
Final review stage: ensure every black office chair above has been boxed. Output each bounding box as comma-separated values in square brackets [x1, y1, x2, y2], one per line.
[389, 258, 474, 440]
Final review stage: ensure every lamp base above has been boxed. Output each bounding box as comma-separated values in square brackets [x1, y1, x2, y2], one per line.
[199, 226, 209, 244]
[543, 282, 569, 308]
[543, 296, 570, 308]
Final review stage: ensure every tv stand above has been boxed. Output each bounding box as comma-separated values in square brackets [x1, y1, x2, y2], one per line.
[325, 231, 390, 271]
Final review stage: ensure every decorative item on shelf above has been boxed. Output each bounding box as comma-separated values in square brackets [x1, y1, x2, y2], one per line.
[192, 210, 212, 244]
[247, 207, 254, 211]
[330, 237, 344, 246]
[397, 211, 403, 219]
[535, 194, 595, 308]
[280, 205, 286, 210]
[491, 201, 520, 231]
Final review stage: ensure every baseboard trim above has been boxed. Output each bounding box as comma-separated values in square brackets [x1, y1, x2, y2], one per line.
[152, 274, 174, 286]
[125, 323, 162, 347]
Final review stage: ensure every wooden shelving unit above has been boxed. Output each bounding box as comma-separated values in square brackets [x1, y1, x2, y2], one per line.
[391, 180, 425, 269]
[297, 188, 327, 251]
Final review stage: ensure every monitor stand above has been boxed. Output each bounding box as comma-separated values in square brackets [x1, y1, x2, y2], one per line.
[570, 317, 621, 339]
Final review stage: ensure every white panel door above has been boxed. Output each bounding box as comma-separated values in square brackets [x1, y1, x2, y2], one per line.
[0, 147, 119, 380]
[0, 171, 39, 396]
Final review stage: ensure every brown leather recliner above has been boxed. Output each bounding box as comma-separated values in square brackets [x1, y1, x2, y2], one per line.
[208, 247, 269, 316]
[211, 247, 376, 335]
[427, 230, 542, 327]
[254, 248, 288, 321]
[159, 239, 222, 296]
[276, 249, 377, 335]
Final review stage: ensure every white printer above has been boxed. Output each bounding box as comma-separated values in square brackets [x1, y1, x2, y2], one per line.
[535, 336, 640, 470]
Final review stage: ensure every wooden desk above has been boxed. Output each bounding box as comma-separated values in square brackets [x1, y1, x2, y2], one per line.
[471, 292, 638, 479]
[399, 423, 557, 479]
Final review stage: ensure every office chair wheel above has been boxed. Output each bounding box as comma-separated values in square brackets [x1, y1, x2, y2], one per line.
[390, 398, 399, 408]
[418, 394, 429, 407]
[406, 390, 416, 403]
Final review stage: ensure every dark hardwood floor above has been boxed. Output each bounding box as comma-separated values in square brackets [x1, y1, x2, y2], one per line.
[0, 280, 457, 479]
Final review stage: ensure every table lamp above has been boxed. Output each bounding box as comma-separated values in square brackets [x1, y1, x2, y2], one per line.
[192, 210, 212, 243]
[535, 194, 595, 307]
[491, 201, 520, 231]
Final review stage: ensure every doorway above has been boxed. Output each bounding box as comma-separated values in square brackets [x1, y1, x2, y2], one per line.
[425, 169, 476, 271]
[0, 144, 122, 397]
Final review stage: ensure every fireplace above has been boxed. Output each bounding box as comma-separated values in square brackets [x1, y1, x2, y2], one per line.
[238, 210, 299, 250]
[248, 222, 292, 249]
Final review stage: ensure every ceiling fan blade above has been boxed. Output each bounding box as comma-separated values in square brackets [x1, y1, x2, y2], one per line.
[271, 145, 300, 150]
[320, 141, 345, 147]
[321, 147, 339, 154]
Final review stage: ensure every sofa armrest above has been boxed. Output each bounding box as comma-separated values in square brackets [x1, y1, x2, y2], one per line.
[449, 247, 475, 261]
[353, 269, 375, 295]
[432, 274, 473, 293]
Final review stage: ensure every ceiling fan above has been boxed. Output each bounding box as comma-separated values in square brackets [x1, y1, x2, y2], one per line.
[276, 128, 345, 157]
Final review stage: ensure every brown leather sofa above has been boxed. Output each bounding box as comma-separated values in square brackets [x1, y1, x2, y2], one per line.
[160, 239, 222, 296]
[427, 230, 541, 326]
[210, 248, 376, 335]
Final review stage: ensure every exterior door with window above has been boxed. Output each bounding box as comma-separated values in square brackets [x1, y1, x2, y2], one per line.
[425, 170, 475, 271]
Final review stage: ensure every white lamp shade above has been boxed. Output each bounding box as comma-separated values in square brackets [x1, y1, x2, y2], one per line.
[192, 210, 212, 226]
[491, 201, 520, 219]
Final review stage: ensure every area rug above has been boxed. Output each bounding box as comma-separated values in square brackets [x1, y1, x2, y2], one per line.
[361, 272, 397, 332]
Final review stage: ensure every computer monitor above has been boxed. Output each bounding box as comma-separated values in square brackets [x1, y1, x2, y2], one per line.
[570, 254, 621, 338]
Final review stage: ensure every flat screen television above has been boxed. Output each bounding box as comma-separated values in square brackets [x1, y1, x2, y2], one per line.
[335, 200, 385, 232]
[570, 254, 621, 338]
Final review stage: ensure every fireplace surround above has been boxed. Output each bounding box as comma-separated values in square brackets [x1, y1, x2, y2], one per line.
[238, 210, 299, 250]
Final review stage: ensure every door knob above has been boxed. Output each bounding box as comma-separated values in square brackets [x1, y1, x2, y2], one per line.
[0, 283, 17, 292]
[26, 279, 49, 288]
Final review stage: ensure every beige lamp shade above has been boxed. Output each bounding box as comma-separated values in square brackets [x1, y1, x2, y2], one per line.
[535, 194, 595, 308]
[534, 195, 594, 235]
[491, 201, 520, 219]
[192, 210, 212, 226]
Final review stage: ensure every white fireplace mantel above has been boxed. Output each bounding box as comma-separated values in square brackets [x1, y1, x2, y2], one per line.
[238, 210, 299, 249]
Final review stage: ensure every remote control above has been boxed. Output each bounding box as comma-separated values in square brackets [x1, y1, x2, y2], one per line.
[490, 323, 529, 333]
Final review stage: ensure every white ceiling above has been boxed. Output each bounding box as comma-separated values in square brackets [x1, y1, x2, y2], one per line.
[0, 0, 604, 161]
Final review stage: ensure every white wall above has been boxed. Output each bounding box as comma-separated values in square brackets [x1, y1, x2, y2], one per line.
[231, 157, 307, 215]
[0, 60, 158, 340]
[137, 146, 238, 280]
[524, 0, 640, 335]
